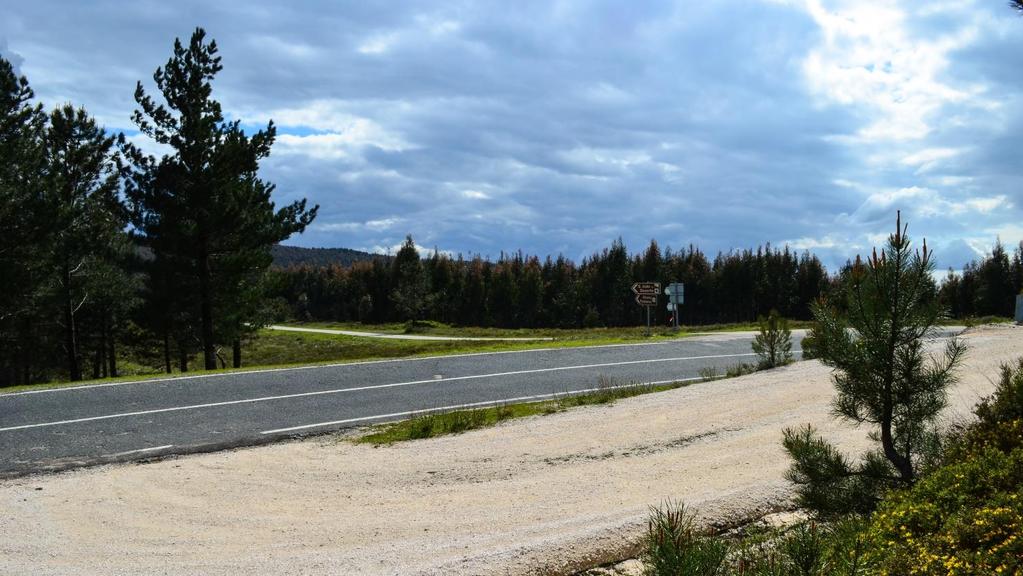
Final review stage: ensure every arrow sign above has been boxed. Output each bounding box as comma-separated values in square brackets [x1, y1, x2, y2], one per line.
[635, 294, 658, 306]
[632, 282, 661, 295]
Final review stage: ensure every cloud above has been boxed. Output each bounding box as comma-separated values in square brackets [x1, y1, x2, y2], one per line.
[0, 38, 25, 74]
[4, 0, 1022, 272]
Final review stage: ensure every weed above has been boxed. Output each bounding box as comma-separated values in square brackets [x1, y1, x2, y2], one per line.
[699, 366, 721, 381]
[645, 500, 728, 576]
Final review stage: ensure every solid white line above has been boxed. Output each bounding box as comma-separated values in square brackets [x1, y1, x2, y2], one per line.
[268, 325, 555, 341]
[1, 337, 725, 397]
[259, 378, 702, 435]
[110, 444, 173, 457]
[0, 351, 766, 432]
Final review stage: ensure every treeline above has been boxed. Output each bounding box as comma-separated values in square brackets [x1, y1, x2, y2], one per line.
[938, 240, 1023, 319]
[0, 29, 316, 387]
[271, 236, 1023, 331]
[268, 236, 833, 328]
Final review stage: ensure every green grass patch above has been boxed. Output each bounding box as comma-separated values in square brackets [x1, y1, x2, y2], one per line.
[355, 376, 692, 445]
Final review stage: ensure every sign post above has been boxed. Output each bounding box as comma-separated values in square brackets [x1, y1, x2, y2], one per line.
[665, 282, 684, 330]
[632, 282, 661, 335]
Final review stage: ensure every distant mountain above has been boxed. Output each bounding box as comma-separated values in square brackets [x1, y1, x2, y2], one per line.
[271, 245, 389, 268]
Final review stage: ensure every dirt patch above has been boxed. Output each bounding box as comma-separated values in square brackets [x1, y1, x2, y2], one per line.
[1, 325, 1019, 576]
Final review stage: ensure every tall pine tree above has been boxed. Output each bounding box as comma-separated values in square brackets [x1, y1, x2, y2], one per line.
[0, 57, 48, 385]
[122, 28, 317, 370]
[43, 105, 123, 381]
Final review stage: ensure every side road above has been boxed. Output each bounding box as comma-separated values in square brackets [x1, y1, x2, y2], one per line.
[0, 325, 1015, 576]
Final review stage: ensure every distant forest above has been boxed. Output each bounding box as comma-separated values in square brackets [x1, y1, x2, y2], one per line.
[271, 245, 387, 268]
[268, 235, 1023, 329]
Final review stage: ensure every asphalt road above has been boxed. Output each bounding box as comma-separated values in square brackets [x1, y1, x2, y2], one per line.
[0, 332, 796, 478]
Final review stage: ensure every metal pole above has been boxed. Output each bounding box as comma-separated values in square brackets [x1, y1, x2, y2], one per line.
[673, 284, 680, 331]
[646, 305, 651, 336]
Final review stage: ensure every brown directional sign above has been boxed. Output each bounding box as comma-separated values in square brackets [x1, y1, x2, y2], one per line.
[631, 282, 660, 295]
[635, 293, 658, 306]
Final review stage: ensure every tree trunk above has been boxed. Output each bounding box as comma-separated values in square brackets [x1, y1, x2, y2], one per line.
[99, 314, 108, 378]
[199, 251, 216, 370]
[232, 338, 241, 368]
[63, 266, 81, 381]
[107, 319, 117, 378]
[178, 342, 189, 373]
[163, 331, 172, 374]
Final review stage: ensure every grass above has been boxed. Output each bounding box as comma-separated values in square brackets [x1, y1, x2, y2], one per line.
[355, 375, 694, 445]
[283, 319, 817, 339]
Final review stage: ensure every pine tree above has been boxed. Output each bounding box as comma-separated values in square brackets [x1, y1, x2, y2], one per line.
[42, 105, 123, 381]
[122, 28, 317, 370]
[0, 57, 48, 385]
[783, 213, 966, 517]
[390, 235, 428, 325]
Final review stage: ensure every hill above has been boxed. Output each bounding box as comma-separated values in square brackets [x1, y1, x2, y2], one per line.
[271, 245, 388, 268]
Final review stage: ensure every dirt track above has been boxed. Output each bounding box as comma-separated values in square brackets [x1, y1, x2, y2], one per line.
[1, 325, 1019, 576]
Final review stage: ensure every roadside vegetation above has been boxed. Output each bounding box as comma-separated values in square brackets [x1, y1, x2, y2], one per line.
[356, 377, 693, 445]
[637, 216, 1022, 575]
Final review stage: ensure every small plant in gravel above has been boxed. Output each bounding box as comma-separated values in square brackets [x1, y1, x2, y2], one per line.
[725, 363, 758, 378]
[699, 367, 721, 381]
[645, 501, 728, 576]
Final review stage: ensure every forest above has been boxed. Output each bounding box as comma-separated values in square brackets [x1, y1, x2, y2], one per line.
[268, 235, 1023, 330]
[2, 29, 1022, 388]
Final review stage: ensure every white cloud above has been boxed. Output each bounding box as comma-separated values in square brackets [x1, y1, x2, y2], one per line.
[315, 217, 404, 233]
[249, 35, 318, 60]
[900, 147, 965, 172]
[357, 32, 399, 55]
[857, 186, 1009, 219]
[800, 0, 984, 142]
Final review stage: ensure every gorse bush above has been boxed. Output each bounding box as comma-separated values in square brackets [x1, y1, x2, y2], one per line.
[861, 447, 1023, 575]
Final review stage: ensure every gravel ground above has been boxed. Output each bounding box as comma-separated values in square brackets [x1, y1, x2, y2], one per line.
[1, 324, 1019, 576]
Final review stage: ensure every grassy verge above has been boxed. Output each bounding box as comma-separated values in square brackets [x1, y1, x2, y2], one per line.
[356, 376, 705, 445]
[280, 319, 817, 339]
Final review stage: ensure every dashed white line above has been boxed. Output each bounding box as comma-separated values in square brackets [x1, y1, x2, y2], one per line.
[0, 351, 767, 432]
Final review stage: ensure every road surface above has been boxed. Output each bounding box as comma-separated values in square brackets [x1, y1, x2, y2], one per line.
[0, 332, 800, 477]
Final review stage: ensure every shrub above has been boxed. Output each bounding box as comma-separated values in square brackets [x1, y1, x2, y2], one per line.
[752, 310, 793, 369]
[946, 357, 1023, 461]
[862, 447, 1023, 575]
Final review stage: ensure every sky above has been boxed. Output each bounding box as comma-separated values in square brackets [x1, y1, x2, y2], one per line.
[3, 0, 1023, 272]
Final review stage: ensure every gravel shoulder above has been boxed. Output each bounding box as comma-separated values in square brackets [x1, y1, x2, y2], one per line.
[1, 325, 1019, 576]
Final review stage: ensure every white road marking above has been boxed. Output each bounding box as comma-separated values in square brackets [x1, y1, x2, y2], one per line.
[0, 351, 774, 432]
[110, 445, 173, 457]
[268, 324, 555, 341]
[259, 378, 703, 435]
[0, 336, 764, 397]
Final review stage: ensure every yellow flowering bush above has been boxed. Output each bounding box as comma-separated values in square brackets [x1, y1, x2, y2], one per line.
[863, 446, 1023, 575]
